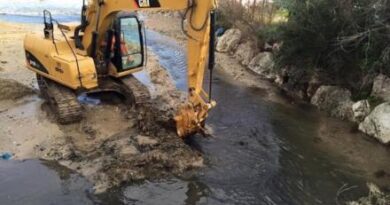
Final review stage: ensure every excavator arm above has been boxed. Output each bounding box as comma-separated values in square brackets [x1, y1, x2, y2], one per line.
[174, 2, 218, 137]
[78, 0, 217, 138]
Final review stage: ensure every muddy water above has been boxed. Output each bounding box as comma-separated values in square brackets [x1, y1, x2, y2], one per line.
[145, 31, 188, 91]
[0, 160, 96, 205]
[96, 31, 389, 204]
[1, 27, 389, 205]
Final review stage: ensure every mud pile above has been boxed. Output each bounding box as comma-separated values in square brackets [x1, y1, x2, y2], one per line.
[33, 54, 202, 193]
[0, 78, 35, 100]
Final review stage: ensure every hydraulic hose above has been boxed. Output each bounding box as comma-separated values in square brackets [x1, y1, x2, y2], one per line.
[208, 10, 216, 102]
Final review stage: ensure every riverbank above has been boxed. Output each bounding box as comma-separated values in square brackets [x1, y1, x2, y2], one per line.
[144, 11, 390, 188]
[147, 11, 390, 145]
[0, 20, 203, 193]
[216, 28, 390, 146]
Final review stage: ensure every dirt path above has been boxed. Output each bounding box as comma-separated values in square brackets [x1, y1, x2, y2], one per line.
[0, 21, 202, 193]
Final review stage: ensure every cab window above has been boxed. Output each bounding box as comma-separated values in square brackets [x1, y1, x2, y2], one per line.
[119, 17, 143, 70]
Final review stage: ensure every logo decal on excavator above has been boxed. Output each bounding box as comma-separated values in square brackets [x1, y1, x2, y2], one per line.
[26, 51, 48, 74]
[135, 0, 160, 8]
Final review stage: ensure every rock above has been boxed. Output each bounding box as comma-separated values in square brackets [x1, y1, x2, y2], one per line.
[272, 42, 282, 52]
[216, 29, 242, 53]
[118, 145, 139, 158]
[286, 68, 319, 100]
[264, 43, 273, 51]
[352, 100, 371, 122]
[136, 135, 158, 147]
[359, 103, 390, 144]
[311, 86, 354, 120]
[347, 183, 389, 205]
[307, 74, 322, 98]
[277, 67, 330, 100]
[45, 144, 75, 161]
[371, 74, 390, 102]
[248, 52, 276, 79]
[274, 74, 284, 86]
[234, 41, 257, 66]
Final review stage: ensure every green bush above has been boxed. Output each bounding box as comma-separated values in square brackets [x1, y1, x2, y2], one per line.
[275, 0, 390, 84]
[256, 24, 281, 44]
[216, 7, 233, 29]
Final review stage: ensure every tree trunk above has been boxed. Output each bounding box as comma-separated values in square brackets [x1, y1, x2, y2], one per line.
[252, 0, 258, 21]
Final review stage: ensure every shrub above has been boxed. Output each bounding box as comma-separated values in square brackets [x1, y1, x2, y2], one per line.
[275, 0, 390, 92]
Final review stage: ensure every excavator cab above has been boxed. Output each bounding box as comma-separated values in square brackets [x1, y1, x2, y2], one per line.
[116, 15, 144, 71]
[101, 13, 144, 75]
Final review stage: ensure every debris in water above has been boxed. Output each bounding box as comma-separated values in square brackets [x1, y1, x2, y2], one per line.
[0, 152, 13, 160]
[78, 94, 101, 105]
[347, 183, 389, 205]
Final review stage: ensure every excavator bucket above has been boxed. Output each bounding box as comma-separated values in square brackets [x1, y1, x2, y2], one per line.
[174, 101, 216, 138]
[174, 104, 201, 138]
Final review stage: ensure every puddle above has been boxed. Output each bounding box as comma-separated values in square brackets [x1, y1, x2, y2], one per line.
[0, 160, 96, 205]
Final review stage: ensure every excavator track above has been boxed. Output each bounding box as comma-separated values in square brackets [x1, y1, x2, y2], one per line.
[120, 75, 151, 106]
[120, 75, 157, 132]
[36, 74, 83, 124]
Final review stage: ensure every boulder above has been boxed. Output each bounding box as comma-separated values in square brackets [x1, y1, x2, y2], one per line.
[352, 100, 371, 122]
[248, 52, 276, 79]
[347, 183, 389, 205]
[311, 86, 354, 120]
[277, 66, 311, 100]
[274, 74, 284, 86]
[359, 103, 390, 144]
[234, 41, 257, 66]
[371, 74, 390, 102]
[306, 74, 322, 98]
[216, 29, 242, 53]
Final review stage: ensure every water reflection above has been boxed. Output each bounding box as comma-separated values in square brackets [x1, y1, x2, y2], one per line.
[0, 160, 95, 205]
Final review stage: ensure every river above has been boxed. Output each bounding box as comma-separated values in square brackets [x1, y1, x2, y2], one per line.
[0, 2, 389, 205]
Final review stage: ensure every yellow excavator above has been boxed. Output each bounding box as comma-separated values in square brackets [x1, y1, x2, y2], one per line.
[24, 0, 217, 138]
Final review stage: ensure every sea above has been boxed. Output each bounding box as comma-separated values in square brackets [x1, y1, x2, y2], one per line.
[0, 0, 81, 23]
